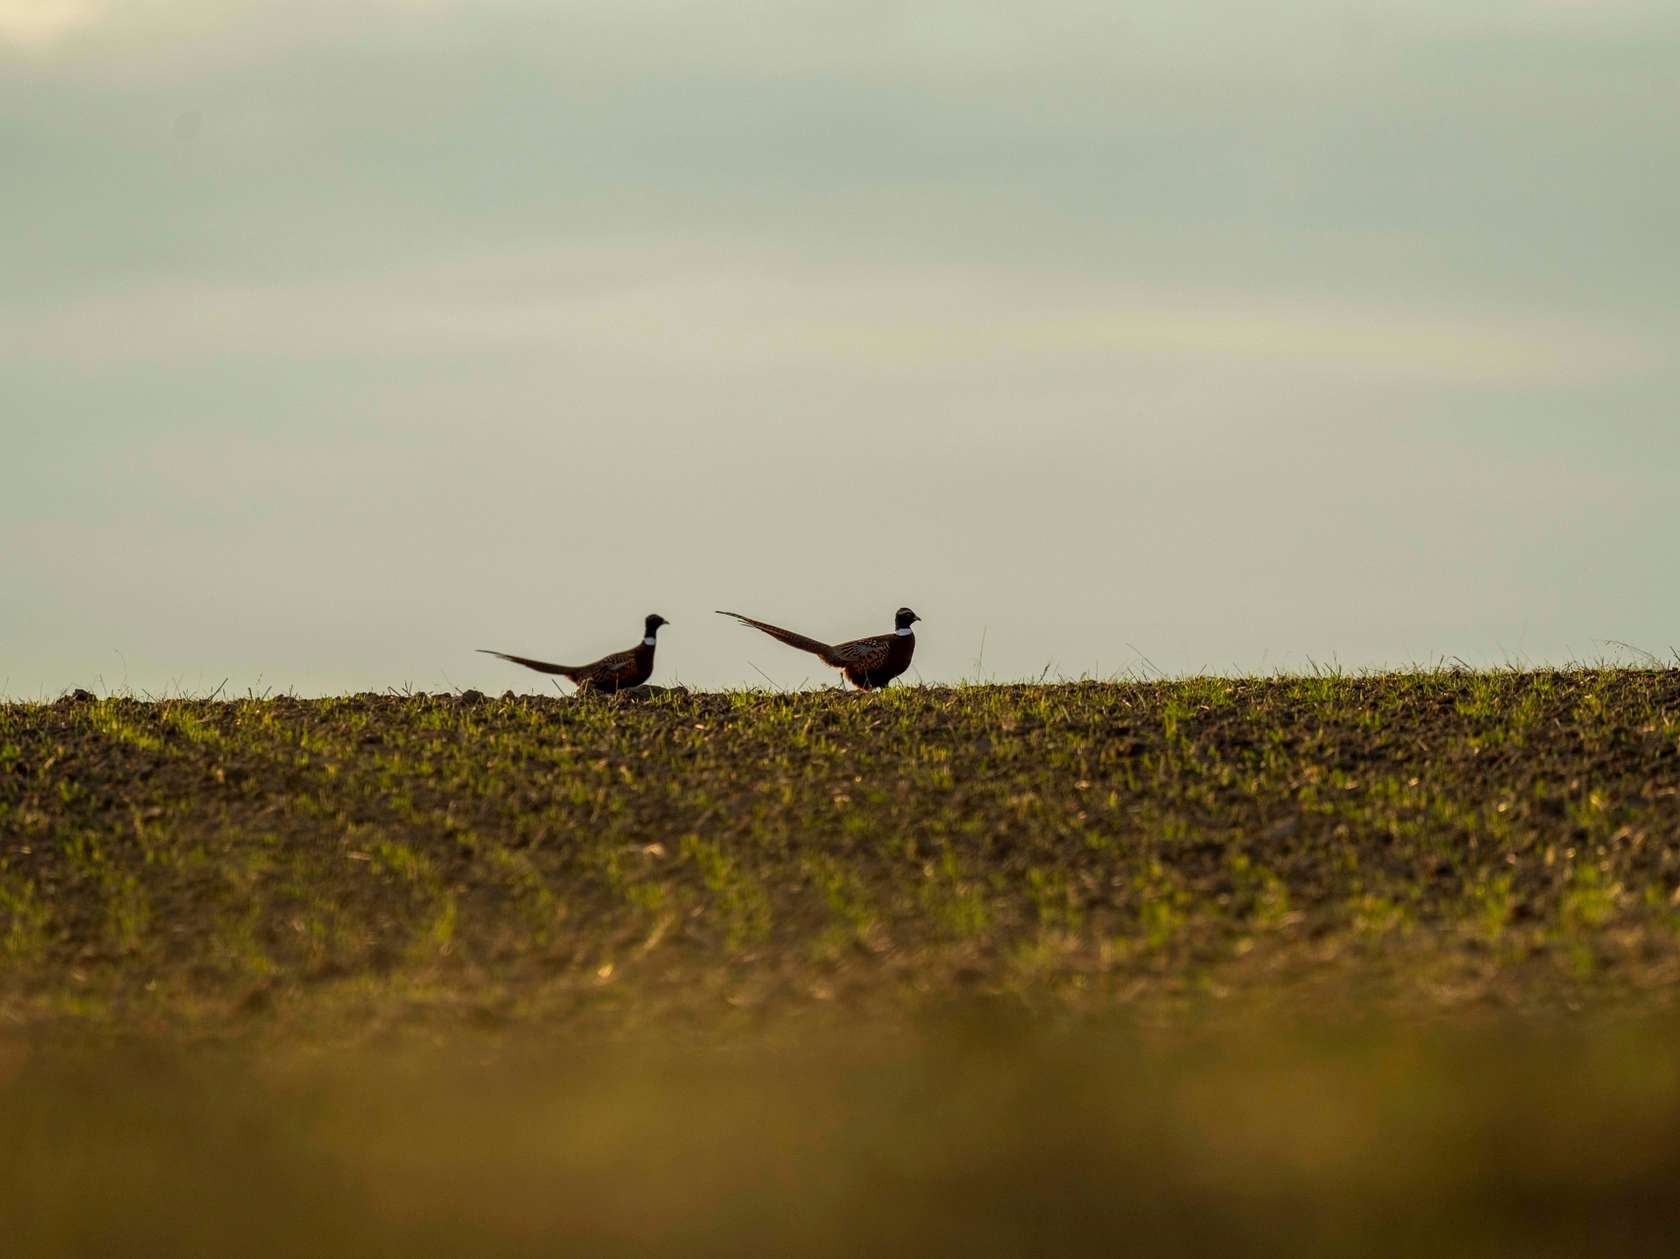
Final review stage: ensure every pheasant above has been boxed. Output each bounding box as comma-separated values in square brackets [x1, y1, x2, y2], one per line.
[716, 606, 920, 690]
[479, 613, 668, 694]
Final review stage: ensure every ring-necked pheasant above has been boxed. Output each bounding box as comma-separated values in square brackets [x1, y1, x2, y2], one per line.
[479, 613, 668, 694]
[716, 607, 920, 690]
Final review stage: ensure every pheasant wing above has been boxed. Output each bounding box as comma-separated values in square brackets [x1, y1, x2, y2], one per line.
[575, 648, 639, 689]
[829, 634, 893, 671]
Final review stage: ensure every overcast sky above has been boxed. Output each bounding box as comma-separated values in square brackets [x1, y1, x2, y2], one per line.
[4, 1, 1677, 697]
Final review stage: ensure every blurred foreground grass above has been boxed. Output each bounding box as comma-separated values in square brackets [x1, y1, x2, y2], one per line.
[4, 1011, 1680, 1256]
[3, 673, 1680, 1252]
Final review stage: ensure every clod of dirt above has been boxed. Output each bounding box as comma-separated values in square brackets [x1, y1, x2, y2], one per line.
[611, 685, 689, 700]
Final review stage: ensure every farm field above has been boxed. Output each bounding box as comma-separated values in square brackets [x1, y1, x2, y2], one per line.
[4, 671, 1680, 1253]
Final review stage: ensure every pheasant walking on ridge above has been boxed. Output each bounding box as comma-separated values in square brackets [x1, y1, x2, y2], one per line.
[479, 613, 668, 694]
[716, 607, 920, 690]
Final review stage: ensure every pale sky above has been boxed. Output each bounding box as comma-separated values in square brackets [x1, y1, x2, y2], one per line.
[4, 1, 1677, 696]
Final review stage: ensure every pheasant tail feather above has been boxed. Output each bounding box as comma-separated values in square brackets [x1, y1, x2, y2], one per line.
[475, 649, 579, 679]
[715, 611, 839, 666]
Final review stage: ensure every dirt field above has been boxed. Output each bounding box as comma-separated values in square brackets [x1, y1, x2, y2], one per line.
[4, 670, 1679, 1032]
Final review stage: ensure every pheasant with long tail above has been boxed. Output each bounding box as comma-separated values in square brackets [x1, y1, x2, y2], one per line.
[716, 606, 920, 690]
[479, 613, 668, 694]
